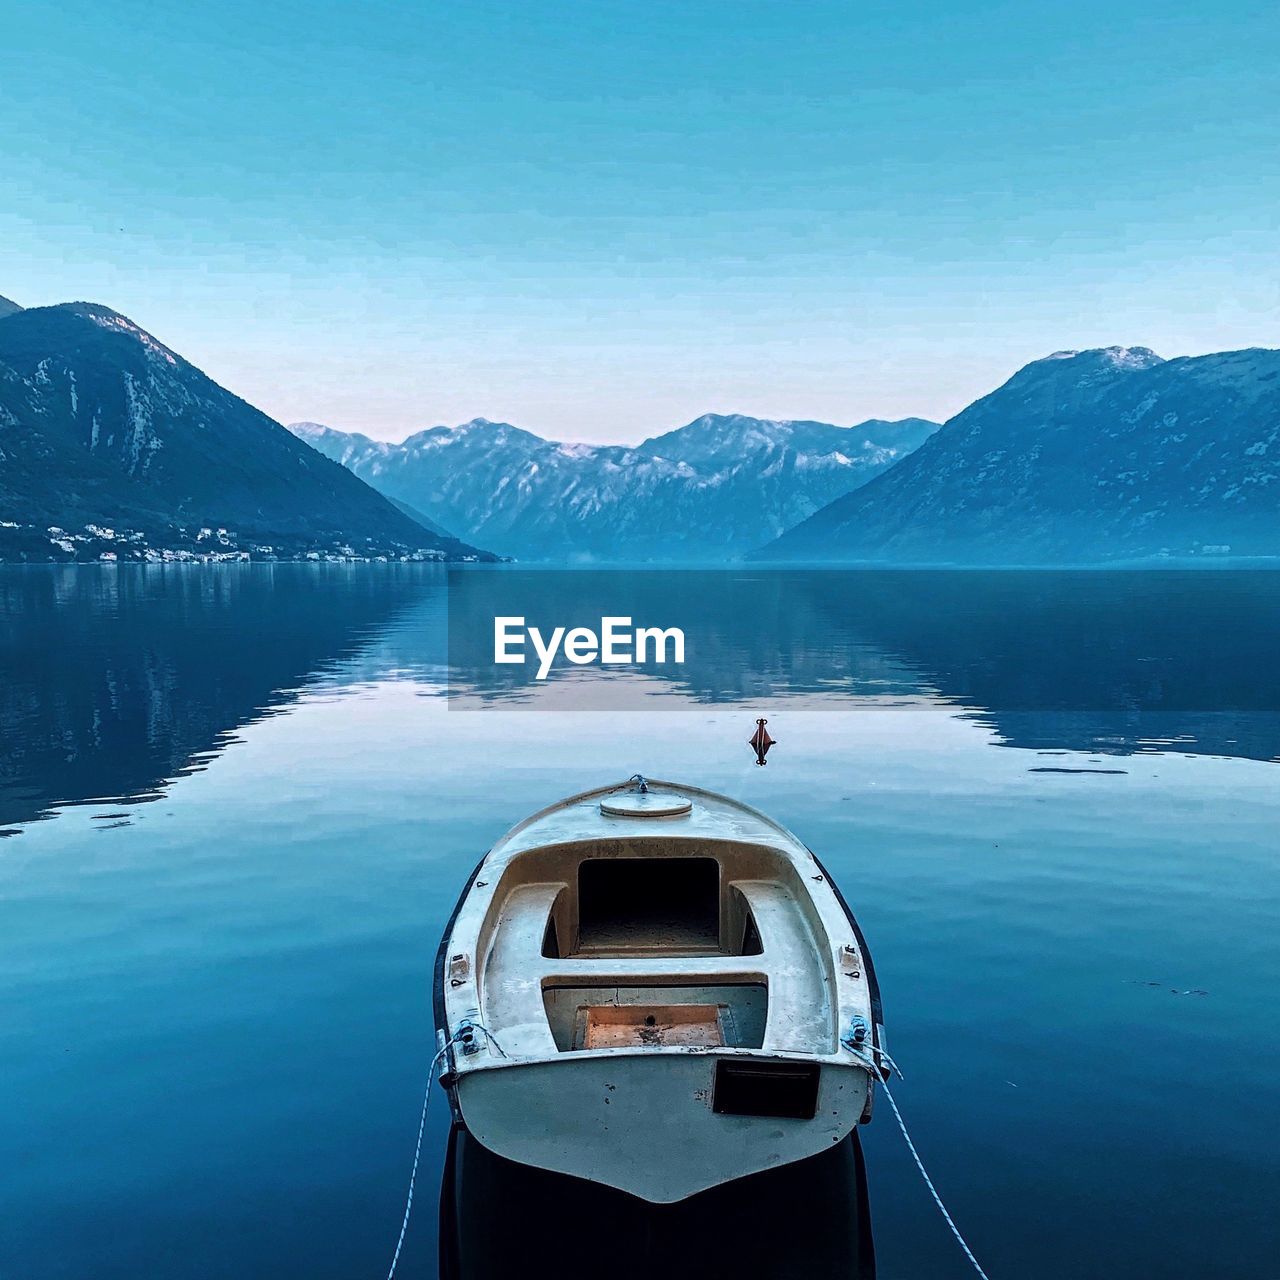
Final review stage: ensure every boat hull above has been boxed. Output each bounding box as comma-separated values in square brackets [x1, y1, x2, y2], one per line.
[453, 1052, 869, 1203]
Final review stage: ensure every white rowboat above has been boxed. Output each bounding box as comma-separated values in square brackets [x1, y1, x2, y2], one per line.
[434, 778, 887, 1203]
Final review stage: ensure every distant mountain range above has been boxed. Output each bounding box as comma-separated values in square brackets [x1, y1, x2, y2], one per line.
[289, 413, 939, 560]
[0, 299, 486, 561]
[761, 346, 1280, 564]
[5, 292, 1277, 567]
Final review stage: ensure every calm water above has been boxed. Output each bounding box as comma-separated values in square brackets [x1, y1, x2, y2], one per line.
[2, 565, 1278, 1279]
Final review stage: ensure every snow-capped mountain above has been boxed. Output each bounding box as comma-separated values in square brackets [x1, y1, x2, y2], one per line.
[0, 302, 487, 559]
[289, 413, 939, 560]
[760, 345, 1280, 563]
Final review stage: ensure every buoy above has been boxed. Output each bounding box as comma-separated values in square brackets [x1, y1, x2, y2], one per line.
[749, 718, 775, 766]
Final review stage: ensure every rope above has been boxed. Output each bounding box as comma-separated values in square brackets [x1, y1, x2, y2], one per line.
[840, 1042, 991, 1278]
[880, 1081, 993, 1280]
[842, 1041, 903, 1084]
[384, 1035, 455, 1280]
[466, 1020, 509, 1058]
[383, 1022, 508, 1278]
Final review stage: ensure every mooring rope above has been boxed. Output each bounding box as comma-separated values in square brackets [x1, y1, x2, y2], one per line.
[466, 1020, 509, 1058]
[880, 1081, 993, 1280]
[841, 1043, 991, 1278]
[384, 1020, 511, 1278]
[384, 1035, 455, 1280]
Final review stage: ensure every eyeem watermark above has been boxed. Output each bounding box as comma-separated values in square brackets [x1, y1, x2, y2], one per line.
[494, 615, 685, 680]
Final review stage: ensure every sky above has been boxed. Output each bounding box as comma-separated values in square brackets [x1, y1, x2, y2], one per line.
[2, 0, 1277, 443]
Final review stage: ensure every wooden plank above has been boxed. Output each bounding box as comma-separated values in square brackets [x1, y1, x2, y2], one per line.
[579, 1004, 726, 1049]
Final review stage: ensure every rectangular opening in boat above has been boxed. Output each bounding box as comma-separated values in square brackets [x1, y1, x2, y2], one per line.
[542, 983, 768, 1052]
[581, 1005, 724, 1050]
[575, 856, 720, 956]
[712, 1060, 821, 1120]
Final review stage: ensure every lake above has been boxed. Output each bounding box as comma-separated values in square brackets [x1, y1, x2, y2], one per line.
[2, 564, 1278, 1279]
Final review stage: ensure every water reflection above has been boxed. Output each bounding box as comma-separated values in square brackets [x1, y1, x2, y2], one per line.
[445, 569, 1280, 762]
[3, 566, 1277, 839]
[0, 564, 440, 832]
[439, 1127, 876, 1280]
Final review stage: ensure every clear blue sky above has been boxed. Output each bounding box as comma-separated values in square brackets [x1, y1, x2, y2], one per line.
[3, 0, 1276, 442]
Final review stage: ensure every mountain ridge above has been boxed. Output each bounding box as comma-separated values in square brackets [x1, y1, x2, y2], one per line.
[758, 344, 1280, 564]
[0, 301, 489, 560]
[290, 412, 940, 560]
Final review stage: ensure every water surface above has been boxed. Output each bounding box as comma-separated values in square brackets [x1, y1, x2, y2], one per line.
[1, 565, 1277, 1278]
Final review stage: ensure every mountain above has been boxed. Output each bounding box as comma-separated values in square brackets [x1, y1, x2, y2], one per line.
[0, 295, 22, 319]
[0, 303, 487, 560]
[289, 413, 939, 560]
[384, 494, 452, 537]
[759, 346, 1280, 564]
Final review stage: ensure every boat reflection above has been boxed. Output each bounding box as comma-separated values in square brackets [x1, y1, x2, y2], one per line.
[438, 1124, 876, 1280]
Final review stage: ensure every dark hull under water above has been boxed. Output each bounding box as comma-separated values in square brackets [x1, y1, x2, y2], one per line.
[438, 1122, 876, 1280]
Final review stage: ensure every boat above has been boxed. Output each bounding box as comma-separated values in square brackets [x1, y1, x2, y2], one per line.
[433, 776, 887, 1204]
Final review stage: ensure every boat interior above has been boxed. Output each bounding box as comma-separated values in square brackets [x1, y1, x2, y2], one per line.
[469, 836, 840, 1063]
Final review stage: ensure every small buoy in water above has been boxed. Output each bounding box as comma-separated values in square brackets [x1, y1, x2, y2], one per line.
[749, 717, 775, 766]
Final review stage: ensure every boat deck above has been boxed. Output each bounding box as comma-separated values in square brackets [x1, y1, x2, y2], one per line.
[443, 781, 873, 1066]
[480, 872, 834, 1058]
